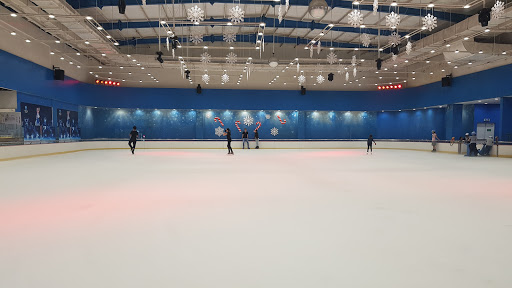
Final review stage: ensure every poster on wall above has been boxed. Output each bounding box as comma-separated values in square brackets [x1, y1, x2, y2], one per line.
[20, 102, 55, 141]
[57, 108, 80, 139]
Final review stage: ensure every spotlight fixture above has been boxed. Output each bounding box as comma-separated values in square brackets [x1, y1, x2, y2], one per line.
[478, 8, 491, 27]
[308, 0, 328, 19]
[95, 79, 121, 86]
[376, 58, 382, 70]
[328, 73, 334, 82]
[156, 51, 164, 63]
[196, 84, 202, 94]
[185, 70, 190, 79]
[268, 53, 279, 68]
[118, 0, 126, 14]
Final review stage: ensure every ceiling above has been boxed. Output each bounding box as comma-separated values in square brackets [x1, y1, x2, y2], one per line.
[2, 0, 512, 91]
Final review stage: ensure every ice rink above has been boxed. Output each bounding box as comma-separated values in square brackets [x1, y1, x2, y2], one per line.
[1, 148, 511, 288]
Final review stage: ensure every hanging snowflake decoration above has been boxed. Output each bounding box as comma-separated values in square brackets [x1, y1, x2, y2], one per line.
[385, 12, 401, 29]
[327, 51, 337, 65]
[215, 126, 225, 137]
[492, 1, 505, 20]
[317, 41, 321, 55]
[309, 47, 314, 58]
[226, 52, 237, 65]
[352, 67, 356, 77]
[223, 32, 236, 43]
[346, 72, 349, 81]
[298, 74, 306, 85]
[278, 5, 283, 24]
[347, 10, 364, 28]
[243, 115, 254, 126]
[202, 73, 210, 84]
[373, 0, 378, 15]
[229, 5, 245, 24]
[351, 55, 357, 66]
[187, 5, 205, 24]
[423, 13, 437, 32]
[189, 33, 203, 44]
[392, 53, 397, 61]
[361, 33, 371, 48]
[265, 114, 271, 120]
[316, 74, 325, 84]
[406, 41, 412, 55]
[221, 73, 229, 83]
[388, 31, 401, 47]
[200, 52, 211, 64]
[142, 0, 146, 5]
[270, 127, 279, 137]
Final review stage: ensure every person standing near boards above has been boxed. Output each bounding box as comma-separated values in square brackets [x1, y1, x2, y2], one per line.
[223, 128, 234, 155]
[431, 130, 440, 152]
[129, 126, 138, 154]
[242, 128, 250, 149]
[367, 134, 376, 154]
[254, 129, 259, 149]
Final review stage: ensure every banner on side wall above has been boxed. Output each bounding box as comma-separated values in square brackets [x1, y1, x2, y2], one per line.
[57, 108, 80, 139]
[20, 102, 55, 142]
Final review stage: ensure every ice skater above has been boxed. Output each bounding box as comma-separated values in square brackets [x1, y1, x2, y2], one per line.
[223, 128, 234, 155]
[242, 128, 250, 149]
[129, 126, 138, 154]
[367, 134, 376, 154]
[254, 129, 259, 149]
[431, 130, 440, 152]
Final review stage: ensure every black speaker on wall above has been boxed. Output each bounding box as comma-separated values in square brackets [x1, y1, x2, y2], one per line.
[53, 67, 64, 81]
[196, 84, 202, 94]
[301, 86, 306, 95]
[442, 74, 452, 87]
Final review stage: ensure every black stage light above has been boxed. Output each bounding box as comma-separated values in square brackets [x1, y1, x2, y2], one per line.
[391, 45, 399, 55]
[196, 84, 202, 94]
[118, 0, 126, 14]
[185, 70, 190, 79]
[171, 36, 179, 49]
[301, 86, 306, 95]
[328, 73, 334, 81]
[442, 74, 452, 87]
[53, 66, 64, 80]
[479, 8, 491, 27]
[376, 58, 382, 70]
[156, 51, 164, 63]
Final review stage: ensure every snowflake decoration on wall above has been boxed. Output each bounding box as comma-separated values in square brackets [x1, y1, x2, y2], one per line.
[347, 10, 364, 28]
[187, 5, 205, 24]
[385, 12, 401, 29]
[316, 75, 325, 84]
[243, 115, 254, 126]
[327, 51, 337, 65]
[215, 126, 224, 137]
[270, 127, 279, 137]
[423, 13, 437, 31]
[388, 31, 401, 46]
[223, 32, 236, 43]
[351, 55, 357, 66]
[346, 72, 349, 81]
[226, 52, 237, 65]
[492, 1, 505, 20]
[361, 33, 371, 48]
[353, 67, 357, 77]
[200, 52, 211, 64]
[406, 41, 412, 55]
[392, 53, 397, 61]
[221, 73, 229, 84]
[298, 74, 306, 85]
[229, 5, 245, 24]
[373, 0, 378, 15]
[189, 33, 203, 44]
[202, 73, 210, 84]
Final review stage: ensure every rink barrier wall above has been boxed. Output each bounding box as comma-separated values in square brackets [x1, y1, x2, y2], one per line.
[1, 141, 512, 161]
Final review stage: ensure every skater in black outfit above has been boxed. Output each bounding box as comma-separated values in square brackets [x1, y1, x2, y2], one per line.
[223, 128, 234, 155]
[367, 134, 376, 154]
[254, 129, 259, 149]
[129, 126, 138, 154]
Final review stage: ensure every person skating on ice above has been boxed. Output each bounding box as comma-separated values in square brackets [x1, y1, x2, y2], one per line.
[242, 128, 250, 149]
[254, 129, 259, 149]
[431, 130, 440, 152]
[129, 126, 139, 154]
[367, 134, 376, 154]
[223, 128, 234, 155]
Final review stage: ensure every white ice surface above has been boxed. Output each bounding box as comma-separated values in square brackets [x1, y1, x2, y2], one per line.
[0, 149, 511, 288]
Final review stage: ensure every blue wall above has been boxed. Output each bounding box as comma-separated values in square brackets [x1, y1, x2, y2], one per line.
[1, 49, 511, 140]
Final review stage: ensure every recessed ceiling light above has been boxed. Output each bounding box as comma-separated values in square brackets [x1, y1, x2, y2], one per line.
[120, 66, 124, 69]
[446, 44, 451, 47]
[430, 72, 433, 74]
[106, 35, 112, 39]
[227, 22, 233, 26]
[132, 59, 136, 62]
[328, 24, 334, 27]
[55, 40, 60, 43]
[464, 4, 470, 8]
[360, 25, 366, 28]
[102, 53, 106, 56]
[412, 71, 415, 74]
[455, 50, 459, 53]
[479, 51, 483, 54]
[137, 63, 141, 66]
[141, 67, 145, 69]
[85, 41, 90, 44]
[391, 1, 397, 6]
[10, 13, 17, 17]
[114, 42, 119, 46]
[69, 61, 73, 64]
[484, 29, 490, 32]
[502, 51, 507, 55]
[394, 64, 397, 67]
[441, 69, 445, 72]
[447, 61, 451, 64]
[468, 62, 473, 65]
[463, 37, 469, 40]
[353, 1, 360, 5]
[129, 72, 132, 75]
[319, 33, 324, 36]
[86, 16, 93, 20]
[77, 65, 81, 68]
[109, 71, 113, 74]
[25, 39, 31, 43]
[97, 26, 103, 30]
[427, 3, 434, 8]
[139, 80, 142, 83]
[404, 60, 409, 63]
[10, 32, 16, 35]
[454, 66, 458, 69]
[355, 48, 359, 51]
[60, 57, 64, 60]
[426, 60, 430, 63]
[98, 66, 102, 68]
[50, 51, 54, 55]
[405, 35, 410, 38]
[422, 26, 427, 30]
[49, 15, 55, 19]
[412, 77, 416, 80]
[260, 22, 265, 27]
[430, 50, 435, 53]
[203, 46, 208, 49]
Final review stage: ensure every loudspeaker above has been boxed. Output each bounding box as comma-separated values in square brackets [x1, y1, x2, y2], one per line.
[301, 86, 306, 95]
[53, 68, 64, 81]
[376, 58, 382, 70]
[479, 8, 491, 27]
[442, 75, 452, 87]
[118, 0, 126, 14]
[196, 84, 202, 94]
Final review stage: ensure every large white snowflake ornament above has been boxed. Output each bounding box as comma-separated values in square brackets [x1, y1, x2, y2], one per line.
[406, 41, 412, 55]
[317, 40, 321, 55]
[347, 10, 364, 28]
[388, 31, 401, 46]
[361, 33, 371, 48]
[223, 32, 236, 43]
[202, 73, 210, 84]
[226, 52, 237, 65]
[215, 126, 225, 137]
[346, 72, 349, 81]
[229, 5, 245, 24]
[492, 1, 505, 20]
[423, 13, 437, 31]
[373, 0, 378, 15]
[243, 115, 254, 126]
[190, 33, 203, 44]
[278, 5, 283, 24]
[270, 127, 279, 137]
[221, 73, 229, 84]
[353, 67, 357, 77]
[309, 46, 314, 58]
[187, 5, 205, 24]
[298, 74, 306, 85]
[392, 53, 397, 61]
[316, 74, 325, 84]
[385, 12, 401, 29]
[351, 55, 357, 66]
[200, 52, 211, 64]
[327, 51, 337, 64]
